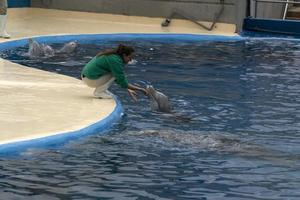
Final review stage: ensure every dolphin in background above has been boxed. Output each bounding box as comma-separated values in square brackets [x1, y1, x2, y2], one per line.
[27, 38, 77, 58]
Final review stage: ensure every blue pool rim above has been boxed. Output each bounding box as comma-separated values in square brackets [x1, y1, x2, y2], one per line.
[1, 32, 299, 155]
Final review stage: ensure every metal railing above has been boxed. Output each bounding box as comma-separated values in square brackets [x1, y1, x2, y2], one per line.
[252, 0, 300, 19]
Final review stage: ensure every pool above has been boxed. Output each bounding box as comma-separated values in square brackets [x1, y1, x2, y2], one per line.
[1, 35, 300, 199]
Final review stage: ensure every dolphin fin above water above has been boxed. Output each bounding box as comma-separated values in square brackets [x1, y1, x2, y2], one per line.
[28, 38, 55, 58]
[41, 44, 55, 57]
[28, 38, 44, 58]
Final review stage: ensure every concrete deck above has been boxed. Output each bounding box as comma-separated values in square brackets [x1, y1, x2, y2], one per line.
[0, 8, 237, 146]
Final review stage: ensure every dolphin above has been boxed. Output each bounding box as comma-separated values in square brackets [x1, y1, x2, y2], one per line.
[146, 85, 172, 113]
[57, 41, 77, 53]
[146, 85, 192, 122]
[27, 39, 77, 58]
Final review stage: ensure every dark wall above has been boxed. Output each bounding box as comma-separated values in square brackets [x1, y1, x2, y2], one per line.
[31, 0, 236, 23]
[31, 0, 248, 31]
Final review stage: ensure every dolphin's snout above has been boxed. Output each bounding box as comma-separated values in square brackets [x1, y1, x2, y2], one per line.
[146, 85, 156, 96]
[69, 42, 77, 48]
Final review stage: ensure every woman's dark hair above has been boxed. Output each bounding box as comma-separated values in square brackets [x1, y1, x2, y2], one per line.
[97, 44, 135, 58]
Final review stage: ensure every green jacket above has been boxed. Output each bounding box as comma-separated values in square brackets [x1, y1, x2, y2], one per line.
[81, 54, 129, 88]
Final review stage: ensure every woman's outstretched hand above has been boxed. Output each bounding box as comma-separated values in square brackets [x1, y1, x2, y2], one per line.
[127, 84, 149, 101]
[141, 88, 149, 96]
[127, 89, 138, 102]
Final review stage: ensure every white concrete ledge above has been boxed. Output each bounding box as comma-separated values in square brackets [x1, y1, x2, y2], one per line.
[0, 58, 122, 147]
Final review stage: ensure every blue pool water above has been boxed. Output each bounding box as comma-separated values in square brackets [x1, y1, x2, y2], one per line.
[1, 36, 300, 199]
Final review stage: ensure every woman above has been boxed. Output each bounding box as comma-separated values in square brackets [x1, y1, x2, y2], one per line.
[81, 44, 147, 101]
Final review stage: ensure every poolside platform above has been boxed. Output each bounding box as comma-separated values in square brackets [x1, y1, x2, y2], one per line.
[0, 8, 236, 146]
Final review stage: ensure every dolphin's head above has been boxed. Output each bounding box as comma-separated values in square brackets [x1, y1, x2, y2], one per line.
[146, 85, 159, 111]
[67, 41, 78, 51]
[146, 85, 157, 99]
[60, 41, 78, 53]
[69, 41, 77, 48]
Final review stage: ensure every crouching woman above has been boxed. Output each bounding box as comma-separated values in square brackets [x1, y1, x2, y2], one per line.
[81, 44, 147, 101]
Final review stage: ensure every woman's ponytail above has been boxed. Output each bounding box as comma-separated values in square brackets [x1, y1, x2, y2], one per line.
[116, 44, 134, 56]
[96, 44, 134, 57]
